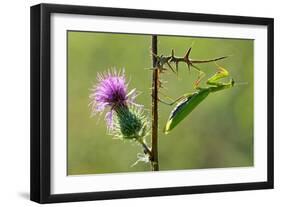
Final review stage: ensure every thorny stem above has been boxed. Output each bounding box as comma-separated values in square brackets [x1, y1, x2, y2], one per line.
[151, 35, 159, 171]
[154, 48, 228, 104]
[154, 48, 228, 73]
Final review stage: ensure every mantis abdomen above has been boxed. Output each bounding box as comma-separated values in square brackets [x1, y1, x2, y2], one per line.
[164, 89, 210, 134]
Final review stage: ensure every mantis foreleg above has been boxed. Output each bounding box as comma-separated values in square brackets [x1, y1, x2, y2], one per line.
[206, 63, 234, 92]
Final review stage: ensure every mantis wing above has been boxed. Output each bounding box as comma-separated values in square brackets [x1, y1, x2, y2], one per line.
[164, 89, 210, 134]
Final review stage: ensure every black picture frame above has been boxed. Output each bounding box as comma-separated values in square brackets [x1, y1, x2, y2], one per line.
[30, 3, 274, 204]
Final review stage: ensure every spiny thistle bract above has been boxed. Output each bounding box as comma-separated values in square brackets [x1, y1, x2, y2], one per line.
[110, 106, 149, 140]
[89, 68, 150, 141]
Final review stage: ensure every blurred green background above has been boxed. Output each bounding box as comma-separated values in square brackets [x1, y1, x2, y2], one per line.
[67, 31, 253, 175]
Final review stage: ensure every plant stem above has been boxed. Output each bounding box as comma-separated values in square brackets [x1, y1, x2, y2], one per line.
[151, 35, 159, 171]
[137, 139, 152, 158]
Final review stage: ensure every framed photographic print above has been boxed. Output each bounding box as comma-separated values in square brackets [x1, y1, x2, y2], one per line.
[30, 3, 274, 203]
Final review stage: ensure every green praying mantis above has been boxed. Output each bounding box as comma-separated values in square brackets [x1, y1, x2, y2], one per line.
[152, 47, 236, 134]
[163, 63, 235, 134]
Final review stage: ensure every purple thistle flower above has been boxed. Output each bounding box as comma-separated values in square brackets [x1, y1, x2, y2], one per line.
[89, 68, 140, 128]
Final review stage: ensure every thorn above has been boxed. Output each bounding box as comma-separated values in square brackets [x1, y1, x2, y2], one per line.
[191, 64, 202, 72]
[190, 41, 195, 48]
[146, 67, 156, 71]
[185, 47, 192, 59]
[158, 80, 162, 88]
[159, 67, 168, 73]
[166, 61, 176, 74]
[151, 51, 158, 58]
[159, 79, 168, 84]
[187, 64, 191, 72]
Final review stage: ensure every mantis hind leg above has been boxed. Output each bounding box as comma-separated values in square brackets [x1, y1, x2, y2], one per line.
[187, 63, 206, 89]
[194, 70, 206, 88]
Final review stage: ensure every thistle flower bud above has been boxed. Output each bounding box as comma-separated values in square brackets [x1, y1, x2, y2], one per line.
[110, 106, 149, 140]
